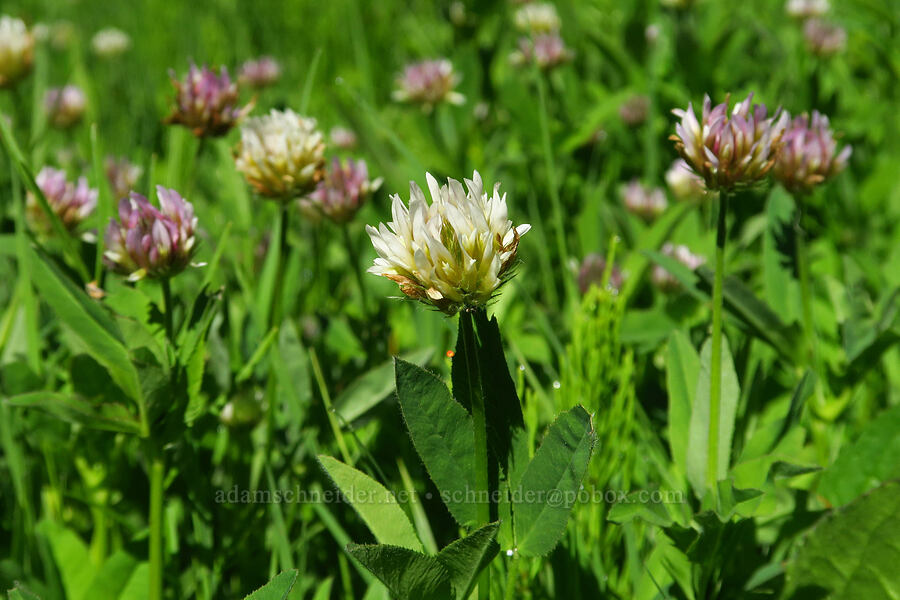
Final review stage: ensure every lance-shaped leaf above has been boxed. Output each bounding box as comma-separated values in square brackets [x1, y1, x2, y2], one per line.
[513, 405, 595, 556]
[686, 337, 739, 496]
[666, 330, 700, 477]
[318, 455, 423, 552]
[785, 481, 900, 599]
[395, 358, 477, 526]
[244, 570, 299, 600]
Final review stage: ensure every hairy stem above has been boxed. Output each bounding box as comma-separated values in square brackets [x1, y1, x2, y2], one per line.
[707, 191, 729, 494]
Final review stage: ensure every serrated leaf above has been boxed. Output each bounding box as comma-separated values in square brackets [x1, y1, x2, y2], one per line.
[819, 404, 900, 507]
[395, 358, 477, 527]
[666, 330, 700, 477]
[514, 405, 595, 556]
[347, 544, 452, 600]
[686, 337, 740, 495]
[318, 455, 423, 552]
[786, 481, 900, 599]
[243, 570, 298, 600]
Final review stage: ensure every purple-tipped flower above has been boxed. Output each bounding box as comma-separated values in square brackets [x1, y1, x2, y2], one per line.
[104, 186, 198, 281]
[238, 56, 281, 89]
[578, 253, 623, 295]
[165, 63, 253, 138]
[27, 167, 97, 233]
[651, 243, 706, 292]
[510, 34, 573, 71]
[302, 158, 383, 224]
[665, 159, 707, 201]
[330, 126, 358, 150]
[619, 95, 650, 126]
[622, 180, 668, 221]
[105, 156, 143, 200]
[44, 85, 86, 129]
[803, 18, 846, 56]
[773, 111, 851, 194]
[392, 59, 465, 113]
[671, 93, 788, 191]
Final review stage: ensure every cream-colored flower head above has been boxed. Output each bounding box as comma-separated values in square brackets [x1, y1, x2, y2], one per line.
[514, 3, 561, 34]
[0, 16, 34, 89]
[234, 108, 326, 200]
[91, 28, 130, 57]
[367, 171, 530, 315]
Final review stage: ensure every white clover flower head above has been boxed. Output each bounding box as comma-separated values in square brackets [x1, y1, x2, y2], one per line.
[773, 110, 851, 194]
[622, 180, 668, 221]
[652, 242, 706, 292]
[665, 159, 707, 201]
[91, 27, 131, 57]
[786, 0, 829, 18]
[514, 3, 561, 34]
[366, 171, 530, 315]
[27, 167, 98, 234]
[392, 59, 465, 113]
[234, 108, 326, 200]
[44, 85, 87, 129]
[0, 15, 34, 89]
[803, 18, 846, 56]
[671, 93, 789, 191]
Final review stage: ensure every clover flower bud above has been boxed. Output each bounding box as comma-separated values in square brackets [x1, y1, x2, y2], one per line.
[367, 171, 530, 315]
[510, 34, 573, 71]
[238, 56, 281, 89]
[165, 63, 253, 138]
[104, 186, 198, 281]
[45, 85, 86, 129]
[651, 243, 706, 292]
[671, 93, 788, 191]
[578, 253, 623, 295]
[303, 158, 382, 224]
[803, 18, 846, 56]
[330, 126, 358, 150]
[619, 95, 650, 126]
[27, 167, 97, 234]
[392, 59, 465, 113]
[0, 16, 34, 89]
[622, 180, 668, 221]
[665, 159, 707, 201]
[234, 108, 326, 200]
[105, 156, 143, 200]
[773, 110, 851, 194]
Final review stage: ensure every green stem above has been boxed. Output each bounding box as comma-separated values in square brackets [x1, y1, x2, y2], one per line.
[161, 278, 174, 349]
[795, 209, 817, 363]
[270, 203, 290, 329]
[341, 225, 369, 319]
[148, 445, 164, 600]
[309, 346, 354, 465]
[460, 310, 491, 599]
[707, 192, 729, 495]
[535, 71, 575, 305]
